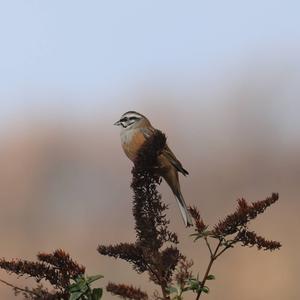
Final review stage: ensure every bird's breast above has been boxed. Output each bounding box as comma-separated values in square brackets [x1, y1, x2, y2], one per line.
[120, 129, 147, 161]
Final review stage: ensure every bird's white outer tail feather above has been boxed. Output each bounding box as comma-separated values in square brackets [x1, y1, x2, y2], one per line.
[175, 193, 193, 227]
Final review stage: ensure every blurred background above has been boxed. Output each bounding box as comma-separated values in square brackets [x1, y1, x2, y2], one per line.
[0, 1, 299, 299]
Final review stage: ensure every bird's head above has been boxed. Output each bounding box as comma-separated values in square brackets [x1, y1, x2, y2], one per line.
[114, 111, 149, 130]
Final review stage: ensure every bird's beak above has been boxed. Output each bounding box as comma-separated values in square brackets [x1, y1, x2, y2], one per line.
[114, 120, 121, 126]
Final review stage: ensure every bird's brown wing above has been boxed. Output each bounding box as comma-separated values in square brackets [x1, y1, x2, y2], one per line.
[162, 144, 189, 176]
[141, 127, 189, 176]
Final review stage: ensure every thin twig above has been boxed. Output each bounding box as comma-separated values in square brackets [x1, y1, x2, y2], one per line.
[161, 286, 170, 300]
[0, 278, 39, 297]
[144, 262, 169, 300]
[204, 237, 213, 257]
[214, 230, 241, 260]
[195, 240, 222, 300]
[214, 241, 236, 260]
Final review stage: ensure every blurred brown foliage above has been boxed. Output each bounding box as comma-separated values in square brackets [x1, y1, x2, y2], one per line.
[0, 63, 297, 299]
[0, 250, 85, 299]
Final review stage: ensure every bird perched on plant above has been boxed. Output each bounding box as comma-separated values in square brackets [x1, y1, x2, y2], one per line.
[114, 111, 193, 227]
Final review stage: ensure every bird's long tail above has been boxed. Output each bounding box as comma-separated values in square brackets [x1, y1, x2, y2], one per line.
[175, 191, 193, 227]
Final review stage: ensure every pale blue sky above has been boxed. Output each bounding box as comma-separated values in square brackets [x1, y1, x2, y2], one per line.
[0, 1, 300, 123]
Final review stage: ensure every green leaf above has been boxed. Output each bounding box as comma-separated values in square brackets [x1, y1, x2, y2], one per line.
[207, 274, 215, 280]
[76, 278, 89, 290]
[91, 288, 103, 300]
[69, 284, 81, 293]
[190, 233, 203, 241]
[166, 286, 178, 294]
[86, 274, 104, 285]
[69, 282, 87, 293]
[69, 291, 84, 300]
[190, 233, 199, 237]
[68, 274, 103, 300]
[202, 286, 209, 294]
[193, 235, 203, 242]
[69, 283, 87, 298]
[186, 278, 201, 292]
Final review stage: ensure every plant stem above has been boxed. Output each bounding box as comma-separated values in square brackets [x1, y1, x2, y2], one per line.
[214, 242, 234, 260]
[204, 237, 213, 257]
[161, 285, 170, 300]
[144, 262, 170, 300]
[0, 278, 39, 297]
[195, 240, 222, 300]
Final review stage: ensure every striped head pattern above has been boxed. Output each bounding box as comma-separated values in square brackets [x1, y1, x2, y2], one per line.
[114, 111, 146, 129]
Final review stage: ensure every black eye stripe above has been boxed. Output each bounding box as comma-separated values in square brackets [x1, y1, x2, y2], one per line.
[120, 116, 139, 122]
